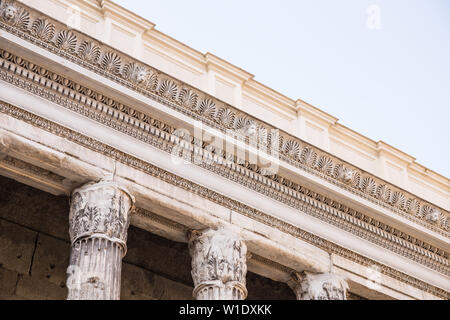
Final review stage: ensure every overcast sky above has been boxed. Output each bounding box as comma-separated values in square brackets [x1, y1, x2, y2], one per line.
[114, 0, 450, 178]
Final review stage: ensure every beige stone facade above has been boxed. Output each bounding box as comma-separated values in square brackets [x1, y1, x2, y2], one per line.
[0, 0, 448, 300]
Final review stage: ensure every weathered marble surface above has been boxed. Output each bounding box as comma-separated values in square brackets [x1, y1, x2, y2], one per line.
[290, 271, 349, 300]
[0, 175, 295, 300]
[67, 179, 135, 300]
[188, 226, 248, 300]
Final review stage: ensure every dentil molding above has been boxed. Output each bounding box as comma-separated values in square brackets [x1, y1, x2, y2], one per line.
[0, 50, 448, 277]
[0, 0, 447, 235]
[0, 101, 448, 299]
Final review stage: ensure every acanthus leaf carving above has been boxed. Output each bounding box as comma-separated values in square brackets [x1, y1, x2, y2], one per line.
[188, 225, 247, 299]
[69, 179, 135, 252]
[291, 272, 348, 300]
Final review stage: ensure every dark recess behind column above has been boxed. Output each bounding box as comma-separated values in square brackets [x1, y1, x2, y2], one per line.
[0, 174, 296, 300]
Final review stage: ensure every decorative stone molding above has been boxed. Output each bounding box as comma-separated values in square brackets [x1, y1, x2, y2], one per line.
[0, 155, 65, 183]
[0, 1, 28, 29]
[290, 271, 349, 300]
[188, 226, 248, 300]
[66, 178, 135, 300]
[0, 0, 447, 236]
[0, 49, 448, 277]
[0, 102, 448, 299]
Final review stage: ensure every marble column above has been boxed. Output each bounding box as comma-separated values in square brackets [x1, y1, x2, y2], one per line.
[66, 179, 135, 300]
[290, 271, 348, 300]
[188, 225, 248, 300]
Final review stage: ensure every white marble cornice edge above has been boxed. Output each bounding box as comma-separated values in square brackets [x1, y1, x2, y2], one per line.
[0, 101, 448, 299]
[0, 57, 448, 277]
[0, 0, 448, 228]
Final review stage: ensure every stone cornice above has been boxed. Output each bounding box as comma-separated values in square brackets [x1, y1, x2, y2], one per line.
[329, 124, 378, 156]
[0, 0, 449, 218]
[0, 49, 448, 276]
[295, 99, 338, 127]
[205, 52, 254, 84]
[15, 0, 450, 193]
[143, 30, 205, 73]
[1, 1, 448, 229]
[98, 0, 154, 33]
[243, 80, 296, 116]
[1, 25, 448, 234]
[377, 141, 416, 166]
[0, 101, 448, 299]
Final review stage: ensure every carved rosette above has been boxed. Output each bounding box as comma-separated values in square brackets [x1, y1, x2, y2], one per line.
[66, 179, 135, 300]
[0, 0, 448, 237]
[291, 272, 349, 300]
[188, 226, 248, 300]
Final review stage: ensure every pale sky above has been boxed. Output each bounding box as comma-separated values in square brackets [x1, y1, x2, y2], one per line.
[114, 0, 450, 178]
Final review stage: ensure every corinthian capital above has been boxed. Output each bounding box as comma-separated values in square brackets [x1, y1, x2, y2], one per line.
[291, 271, 348, 300]
[69, 178, 135, 253]
[188, 225, 247, 300]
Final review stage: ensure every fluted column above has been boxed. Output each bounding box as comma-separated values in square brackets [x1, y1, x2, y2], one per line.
[66, 179, 135, 300]
[188, 226, 248, 300]
[290, 271, 348, 300]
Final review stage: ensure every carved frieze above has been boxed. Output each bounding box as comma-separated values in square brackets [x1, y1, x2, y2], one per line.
[0, 1, 29, 29]
[0, 0, 447, 238]
[0, 101, 448, 299]
[0, 49, 448, 277]
[0, 50, 448, 277]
